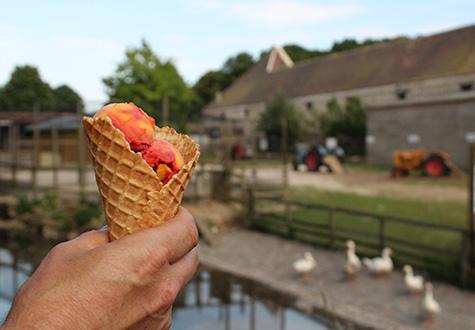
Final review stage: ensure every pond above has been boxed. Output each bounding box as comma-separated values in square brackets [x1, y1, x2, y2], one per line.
[0, 244, 329, 329]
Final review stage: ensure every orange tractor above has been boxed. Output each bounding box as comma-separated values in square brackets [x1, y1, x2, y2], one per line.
[391, 150, 453, 177]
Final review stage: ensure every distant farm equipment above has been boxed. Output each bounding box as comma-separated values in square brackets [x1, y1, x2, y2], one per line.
[293, 143, 345, 174]
[391, 150, 455, 177]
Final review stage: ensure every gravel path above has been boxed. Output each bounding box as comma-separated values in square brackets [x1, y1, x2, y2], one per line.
[198, 229, 475, 330]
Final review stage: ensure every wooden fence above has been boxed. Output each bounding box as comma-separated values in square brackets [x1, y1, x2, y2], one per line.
[246, 190, 474, 286]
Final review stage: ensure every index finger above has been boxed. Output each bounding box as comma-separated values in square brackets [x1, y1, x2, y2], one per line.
[107, 207, 199, 267]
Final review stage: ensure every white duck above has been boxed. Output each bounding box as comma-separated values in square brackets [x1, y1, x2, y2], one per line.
[421, 282, 441, 324]
[403, 265, 424, 294]
[293, 252, 316, 282]
[363, 247, 393, 276]
[344, 240, 361, 279]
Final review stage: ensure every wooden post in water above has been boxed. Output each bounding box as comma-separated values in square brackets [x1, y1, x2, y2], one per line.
[280, 307, 286, 330]
[32, 103, 40, 197]
[51, 123, 59, 194]
[77, 101, 86, 200]
[249, 295, 256, 330]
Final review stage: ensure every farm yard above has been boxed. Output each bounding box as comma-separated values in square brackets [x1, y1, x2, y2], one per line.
[2, 6, 475, 329]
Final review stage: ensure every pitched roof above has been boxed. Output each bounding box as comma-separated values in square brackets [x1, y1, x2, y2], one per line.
[0, 112, 58, 125]
[206, 24, 475, 109]
[25, 113, 79, 132]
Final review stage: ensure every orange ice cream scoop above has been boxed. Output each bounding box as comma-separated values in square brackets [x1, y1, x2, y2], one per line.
[94, 103, 156, 152]
[142, 139, 184, 184]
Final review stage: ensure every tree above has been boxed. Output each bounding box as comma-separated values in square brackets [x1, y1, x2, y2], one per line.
[2, 65, 54, 111]
[191, 52, 255, 116]
[330, 38, 360, 53]
[258, 92, 302, 152]
[52, 85, 83, 112]
[320, 97, 366, 155]
[103, 40, 192, 127]
[221, 52, 255, 87]
[0, 87, 7, 110]
[192, 70, 227, 111]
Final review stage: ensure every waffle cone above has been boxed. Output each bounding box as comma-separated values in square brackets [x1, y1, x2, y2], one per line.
[83, 116, 200, 240]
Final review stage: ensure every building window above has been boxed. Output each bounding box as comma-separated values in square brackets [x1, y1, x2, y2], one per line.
[244, 108, 250, 117]
[460, 82, 474, 92]
[407, 134, 420, 144]
[209, 127, 221, 138]
[465, 132, 475, 143]
[233, 127, 244, 136]
[219, 112, 226, 120]
[306, 101, 313, 110]
[396, 89, 408, 100]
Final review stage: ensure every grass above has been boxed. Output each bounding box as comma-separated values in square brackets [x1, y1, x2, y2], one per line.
[345, 162, 468, 188]
[289, 187, 467, 227]
[253, 187, 468, 282]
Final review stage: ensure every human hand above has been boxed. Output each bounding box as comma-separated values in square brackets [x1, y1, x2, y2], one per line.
[2, 207, 199, 330]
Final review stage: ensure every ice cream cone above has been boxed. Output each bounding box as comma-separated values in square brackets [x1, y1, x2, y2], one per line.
[83, 116, 200, 240]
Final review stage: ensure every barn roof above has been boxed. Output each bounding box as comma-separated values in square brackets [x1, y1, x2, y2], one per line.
[25, 113, 79, 132]
[206, 24, 475, 109]
[0, 112, 58, 125]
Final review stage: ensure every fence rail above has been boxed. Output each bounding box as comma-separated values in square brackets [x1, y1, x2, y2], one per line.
[248, 191, 473, 285]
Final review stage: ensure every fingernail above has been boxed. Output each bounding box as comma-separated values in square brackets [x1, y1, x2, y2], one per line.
[98, 225, 109, 232]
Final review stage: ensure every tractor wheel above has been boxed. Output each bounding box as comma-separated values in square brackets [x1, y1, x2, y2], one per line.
[391, 167, 408, 178]
[305, 151, 320, 171]
[423, 155, 448, 177]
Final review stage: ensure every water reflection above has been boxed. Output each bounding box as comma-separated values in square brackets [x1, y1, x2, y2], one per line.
[172, 269, 328, 330]
[0, 246, 328, 329]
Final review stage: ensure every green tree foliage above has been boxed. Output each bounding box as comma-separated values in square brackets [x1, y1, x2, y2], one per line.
[320, 97, 366, 155]
[53, 85, 83, 112]
[192, 52, 255, 113]
[192, 70, 228, 113]
[261, 36, 404, 61]
[103, 40, 192, 127]
[0, 65, 82, 112]
[2, 65, 54, 111]
[258, 92, 302, 152]
[221, 52, 255, 86]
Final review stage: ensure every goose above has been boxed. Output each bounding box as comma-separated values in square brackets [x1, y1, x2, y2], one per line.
[421, 282, 441, 324]
[403, 265, 424, 294]
[293, 252, 316, 282]
[363, 247, 393, 276]
[344, 240, 361, 279]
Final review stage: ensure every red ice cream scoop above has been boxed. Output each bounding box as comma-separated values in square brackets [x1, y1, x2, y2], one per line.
[94, 102, 184, 184]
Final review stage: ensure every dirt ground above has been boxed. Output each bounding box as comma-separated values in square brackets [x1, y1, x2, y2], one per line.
[0, 164, 468, 203]
[251, 165, 468, 203]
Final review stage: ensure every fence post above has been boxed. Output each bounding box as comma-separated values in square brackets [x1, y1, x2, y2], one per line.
[247, 187, 255, 227]
[51, 124, 59, 194]
[9, 125, 18, 187]
[32, 103, 40, 198]
[460, 231, 469, 287]
[379, 217, 386, 250]
[328, 208, 335, 249]
[77, 101, 86, 200]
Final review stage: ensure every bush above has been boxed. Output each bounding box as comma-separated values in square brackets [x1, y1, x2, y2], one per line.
[320, 97, 366, 156]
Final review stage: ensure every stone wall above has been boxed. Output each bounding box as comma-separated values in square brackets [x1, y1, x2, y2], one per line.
[203, 73, 475, 160]
[367, 99, 475, 168]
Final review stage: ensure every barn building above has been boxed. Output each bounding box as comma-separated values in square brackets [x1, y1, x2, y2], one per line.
[203, 25, 475, 168]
